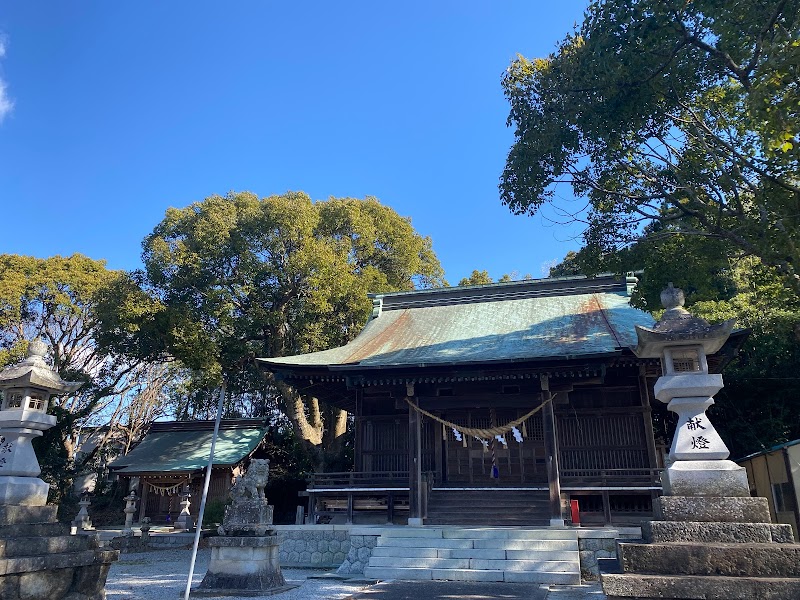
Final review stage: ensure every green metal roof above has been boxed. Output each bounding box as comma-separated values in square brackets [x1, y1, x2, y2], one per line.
[259, 275, 656, 371]
[108, 420, 268, 475]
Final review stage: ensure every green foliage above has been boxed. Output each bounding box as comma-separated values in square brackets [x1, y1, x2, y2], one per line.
[502, 0, 800, 292]
[116, 192, 445, 469]
[202, 499, 226, 526]
[0, 254, 161, 502]
[458, 270, 493, 286]
[550, 234, 800, 457]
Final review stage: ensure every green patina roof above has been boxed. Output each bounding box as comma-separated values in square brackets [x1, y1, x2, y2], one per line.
[259, 275, 656, 371]
[108, 420, 268, 474]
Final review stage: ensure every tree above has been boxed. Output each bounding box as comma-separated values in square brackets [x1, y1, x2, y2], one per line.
[502, 0, 800, 292]
[549, 234, 800, 458]
[0, 254, 165, 499]
[458, 270, 493, 286]
[126, 192, 445, 470]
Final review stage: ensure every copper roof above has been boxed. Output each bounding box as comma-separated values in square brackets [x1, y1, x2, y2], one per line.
[259, 275, 655, 371]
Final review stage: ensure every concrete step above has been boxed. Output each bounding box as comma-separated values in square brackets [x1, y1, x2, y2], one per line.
[619, 541, 800, 578]
[441, 528, 577, 540]
[371, 546, 579, 561]
[473, 539, 577, 551]
[369, 556, 471, 569]
[378, 537, 475, 549]
[0, 505, 57, 526]
[0, 534, 92, 558]
[367, 526, 580, 584]
[469, 558, 577, 572]
[602, 573, 800, 600]
[363, 566, 580, 584]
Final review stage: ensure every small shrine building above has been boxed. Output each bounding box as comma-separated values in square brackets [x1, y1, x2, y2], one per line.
[260, 275, 740, 526]
[108, 419, 269, 523]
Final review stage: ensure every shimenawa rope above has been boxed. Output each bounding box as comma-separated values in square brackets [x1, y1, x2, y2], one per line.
[404, 396, 550, 439]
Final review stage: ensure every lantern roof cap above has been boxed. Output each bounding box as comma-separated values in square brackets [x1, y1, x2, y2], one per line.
[0, 339, 83, 394]
[633, 283, 735, 358]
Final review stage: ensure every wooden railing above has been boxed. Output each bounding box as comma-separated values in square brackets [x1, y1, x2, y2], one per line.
[307, 471, 410, 489]
[561, 468, 663, 487]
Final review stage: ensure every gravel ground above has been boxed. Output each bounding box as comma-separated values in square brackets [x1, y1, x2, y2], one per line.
[106, 548, 374, 600]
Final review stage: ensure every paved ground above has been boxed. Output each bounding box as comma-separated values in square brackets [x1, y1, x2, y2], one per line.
[105, 548, 607, 600]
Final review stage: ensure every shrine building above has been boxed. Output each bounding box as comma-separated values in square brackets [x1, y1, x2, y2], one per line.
[259, 274, 740, 526]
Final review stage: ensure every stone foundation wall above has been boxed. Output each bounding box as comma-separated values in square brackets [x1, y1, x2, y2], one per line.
[273, 525, 353, 569]
[335, 532, 380, 575]
[578, 528, 641, 580]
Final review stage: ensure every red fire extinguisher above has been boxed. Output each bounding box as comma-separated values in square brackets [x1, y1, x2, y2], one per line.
[570, 499, 581, 526]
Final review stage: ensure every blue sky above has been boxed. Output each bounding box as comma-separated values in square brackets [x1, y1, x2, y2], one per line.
[0, 1, 589, 284]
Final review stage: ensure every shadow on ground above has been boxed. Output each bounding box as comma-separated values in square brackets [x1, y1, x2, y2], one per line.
[344, 580, 549, 600]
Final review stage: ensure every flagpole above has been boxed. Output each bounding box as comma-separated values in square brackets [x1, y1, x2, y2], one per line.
[183, 382, 226, 600]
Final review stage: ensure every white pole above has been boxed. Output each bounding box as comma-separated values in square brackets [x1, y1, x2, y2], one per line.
[183, 382, 226, 600]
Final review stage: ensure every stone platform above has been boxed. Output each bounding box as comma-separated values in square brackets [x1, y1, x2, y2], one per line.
[602, 496, 800, 600]
[0, 504, 118, 600]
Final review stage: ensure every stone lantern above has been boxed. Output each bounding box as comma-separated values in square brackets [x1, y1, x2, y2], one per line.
[0, 339, 83, 505]
[632, 283, 747, 496]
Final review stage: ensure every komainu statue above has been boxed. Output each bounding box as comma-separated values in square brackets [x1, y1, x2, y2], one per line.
[230, 458, 270, 501]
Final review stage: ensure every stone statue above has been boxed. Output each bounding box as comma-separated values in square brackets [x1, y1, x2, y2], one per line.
[229, 458, 269, 501]
[198, 458, 288, 595]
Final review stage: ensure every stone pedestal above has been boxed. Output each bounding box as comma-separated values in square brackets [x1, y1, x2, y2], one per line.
[193, 535, 290, 597]
[603, 496, 800, 599]
[0, 504, 118, 600]
[193, 460, 291, 597]
[175, 489, 193, 531]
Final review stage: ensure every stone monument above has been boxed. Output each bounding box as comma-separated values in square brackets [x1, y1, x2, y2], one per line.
[602, 284, 800, 599]
[193, 458, 291, 596]
[0, 339, 118, 600]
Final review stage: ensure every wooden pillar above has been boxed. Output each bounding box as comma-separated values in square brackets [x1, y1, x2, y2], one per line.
[541, 375, 564, 526]
[407, 383, 423, 526]
[138, 477, 149, 522]
[638, 365, 660, 472]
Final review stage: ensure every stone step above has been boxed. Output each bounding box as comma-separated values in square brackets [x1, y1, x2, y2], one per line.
[473, 539, 577, 551]
[469, 558, 577, 572]
[0, 521, 67, 538]
[618, 541, 800, 578]
[369, 556, 471, 569]
[0, 548, 118, 576]
[0, 534, 92, 558]
[425, 518, 550, 527]
[643, 520, 795, 544]
[441, 528, 577, 540]
[655, 496, 771, 523]
[602, 573, 800, 600]
[370, 546, 579, 561]
[0, 504, 57, 526]
[363, 566, 580, 584]
[378, 537, 475, 549]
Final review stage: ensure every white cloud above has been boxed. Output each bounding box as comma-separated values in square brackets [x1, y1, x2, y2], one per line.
[0, 34, 12, 123]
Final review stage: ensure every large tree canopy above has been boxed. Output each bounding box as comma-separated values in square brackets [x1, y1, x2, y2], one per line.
[502, 0, 800, 291]
[122, 191, 445, 469]
[0, 254, 165, 499]
[549, 232, 800, 458]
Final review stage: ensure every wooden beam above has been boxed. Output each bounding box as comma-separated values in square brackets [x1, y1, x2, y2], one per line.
[638, 365, 660, 472]
[541, 375, 565, 526]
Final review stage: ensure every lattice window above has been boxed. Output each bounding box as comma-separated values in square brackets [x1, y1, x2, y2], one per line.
[27, 395, 44, 410]
[672, 348, 700, 372]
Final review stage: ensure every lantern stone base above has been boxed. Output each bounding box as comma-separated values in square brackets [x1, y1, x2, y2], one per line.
[192, 534, 293, 597]
[602, 496, 800, 599]
[0, 503, 118, 600]
[663, 460, 750, 497]
[0, 476, 50, 506]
